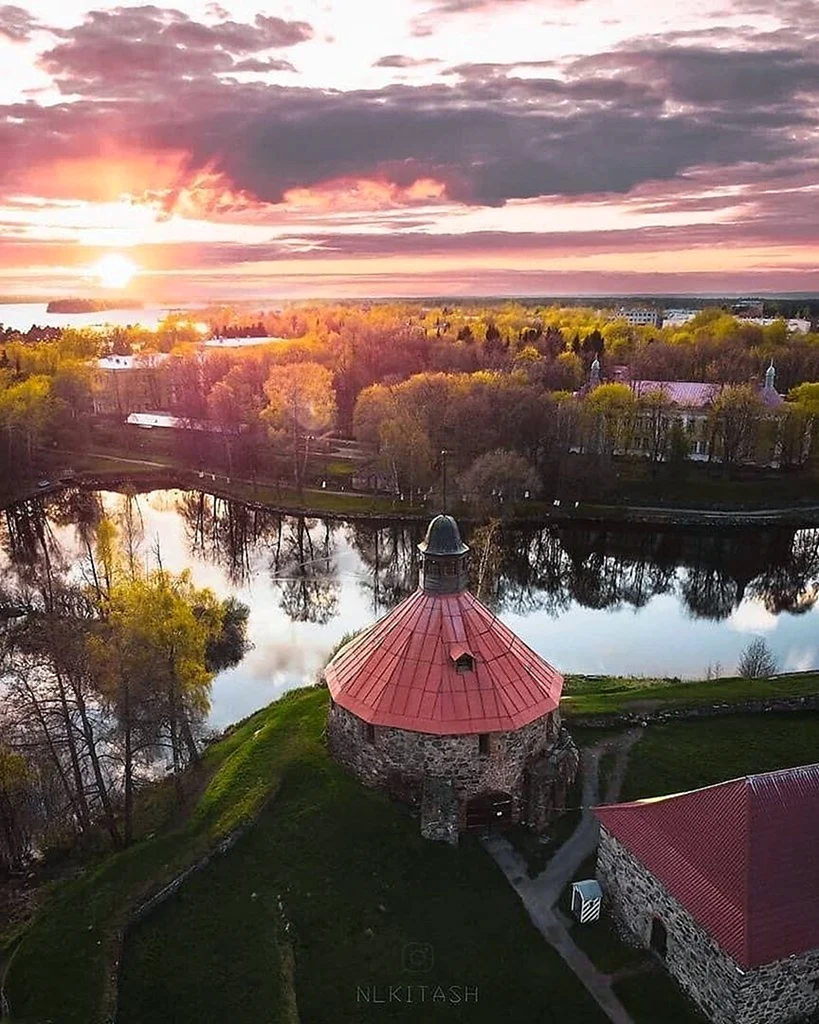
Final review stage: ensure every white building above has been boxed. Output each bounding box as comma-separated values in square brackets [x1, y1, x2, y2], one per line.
[615, 308, 661, 327]
[661, 309, 699, 327]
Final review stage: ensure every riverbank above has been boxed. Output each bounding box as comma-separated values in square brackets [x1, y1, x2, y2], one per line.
[5, 455, 819, 528]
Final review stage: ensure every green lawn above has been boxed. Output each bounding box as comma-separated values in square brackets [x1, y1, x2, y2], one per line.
[116, 697, 605, 1024]
[561, 672, 819, 716]
[619, 712, 819, 802]
[5, 688, 606, 1024]
[3, 691, 325, 1024]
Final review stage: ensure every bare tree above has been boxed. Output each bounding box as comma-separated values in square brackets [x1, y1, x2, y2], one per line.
[737, 638, 777, 679]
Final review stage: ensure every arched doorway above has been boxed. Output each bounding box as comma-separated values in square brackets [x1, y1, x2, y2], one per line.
[465, 791, 513, 832]
[650, 916, 668, 958]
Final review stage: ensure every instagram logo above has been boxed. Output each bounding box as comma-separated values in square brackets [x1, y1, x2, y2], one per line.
[401, 942, 434, 973]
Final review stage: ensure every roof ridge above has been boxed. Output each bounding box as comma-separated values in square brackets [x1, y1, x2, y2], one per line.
[597, 763, 819, 811]
[741, 777, 752, 967]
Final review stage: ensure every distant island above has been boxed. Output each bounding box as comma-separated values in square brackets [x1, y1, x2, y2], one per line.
[46, 298, 145, 313]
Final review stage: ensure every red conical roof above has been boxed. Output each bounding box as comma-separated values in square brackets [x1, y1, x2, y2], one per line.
[325, 587, 563, 735]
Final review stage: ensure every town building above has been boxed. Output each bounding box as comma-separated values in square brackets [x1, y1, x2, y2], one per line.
[594, 764, 819, 1024]
[91, 353, 170, 414]
[661, 309, 700, 327]
[583, 361, 812, 467]
[615, 307, 662, 327]
[323, 514, 578, 844]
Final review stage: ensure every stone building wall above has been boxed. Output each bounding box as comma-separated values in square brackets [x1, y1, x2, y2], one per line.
[596, 828, 819, 1024]
[326, 700, 560, 824]
[738, 947, 819, 1024]
[596, 828, 742, 1024]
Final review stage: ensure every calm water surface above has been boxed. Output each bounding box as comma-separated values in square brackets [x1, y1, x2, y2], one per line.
[2, 488, 817, 728]
[0, 302, 202, 332]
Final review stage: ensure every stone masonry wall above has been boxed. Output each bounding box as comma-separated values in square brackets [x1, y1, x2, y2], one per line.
[596, 828, 742, 1024]
[597, 829, 819, 1024]
[738, 947, 819, 1024]
[326, 701, 560, 824]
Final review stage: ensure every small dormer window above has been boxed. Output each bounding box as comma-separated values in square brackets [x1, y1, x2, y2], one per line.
[454, 652, 474, 674]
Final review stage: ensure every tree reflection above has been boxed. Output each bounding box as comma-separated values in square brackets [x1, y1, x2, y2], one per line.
[352, 521, 421, 612]
[177, 492, 280, 585]
[4, 488, 818, 631]
[271, 517, 340, 624]
[748, 528, 819, 615]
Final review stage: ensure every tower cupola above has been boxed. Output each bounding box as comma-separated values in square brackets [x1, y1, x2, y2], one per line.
[418, 514, 469, 594]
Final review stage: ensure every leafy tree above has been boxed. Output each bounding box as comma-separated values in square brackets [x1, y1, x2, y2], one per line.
[708, 385, 764, 469]
[788, 381, 819, 418]
[584, 383, 637, 457]
[0, 745, 34, 873]
[263, 362, 336, 490]
[637, 389, 673, 469]
[378, 412, 435, 497]
[459, 449, 540, 518]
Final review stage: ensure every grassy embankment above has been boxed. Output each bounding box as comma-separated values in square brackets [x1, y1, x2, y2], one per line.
[4, 687, 605, 1024]
[34, 448, 423, 518]
[560, 671, 819, 716]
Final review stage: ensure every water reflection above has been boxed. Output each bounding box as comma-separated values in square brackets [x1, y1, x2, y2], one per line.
[1, 488, 817, 726]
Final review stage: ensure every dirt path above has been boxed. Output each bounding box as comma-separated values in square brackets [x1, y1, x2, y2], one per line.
[483, 729, 642, 1024]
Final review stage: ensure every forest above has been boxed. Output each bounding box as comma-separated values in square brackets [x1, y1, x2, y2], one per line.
[1, 302, 818, 503]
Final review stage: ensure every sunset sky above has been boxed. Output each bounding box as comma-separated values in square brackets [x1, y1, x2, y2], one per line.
[2, 0, 819, 300]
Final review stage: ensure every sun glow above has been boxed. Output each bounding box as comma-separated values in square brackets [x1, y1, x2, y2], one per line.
[90, 253, 139, 289]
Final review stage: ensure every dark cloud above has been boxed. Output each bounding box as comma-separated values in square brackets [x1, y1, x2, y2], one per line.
[0, 27, 813, 220]
[0, 4, 39, 41]
[38, 6, 312, 96]
[231, 57, 297, 73]
[373, 54, 441, 68]
[569, 46, 819, 107]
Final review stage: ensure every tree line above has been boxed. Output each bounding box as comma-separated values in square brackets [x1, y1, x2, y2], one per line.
[1, 302, 818, 499]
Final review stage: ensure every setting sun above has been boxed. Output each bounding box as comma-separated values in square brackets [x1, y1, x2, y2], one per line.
[90, 253, 139, 289]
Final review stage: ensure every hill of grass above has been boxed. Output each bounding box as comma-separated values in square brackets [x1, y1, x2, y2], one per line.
[619, 712, 819, 802]
[561, 671, 819, 716]
[4, 687, 606, 1024]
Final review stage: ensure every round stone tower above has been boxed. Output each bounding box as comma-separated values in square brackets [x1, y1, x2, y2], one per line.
[324, 514, 578, 843]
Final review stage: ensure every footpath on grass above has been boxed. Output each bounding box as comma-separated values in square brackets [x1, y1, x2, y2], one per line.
[4, 447, 819, 527]
[483, 730, 643, 1024]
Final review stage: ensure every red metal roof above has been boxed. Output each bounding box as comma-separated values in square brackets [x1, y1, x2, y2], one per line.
[324, 587, 563, 735]
[594, 764, 819, 968]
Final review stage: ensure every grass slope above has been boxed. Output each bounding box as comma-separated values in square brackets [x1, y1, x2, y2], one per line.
[117, 693, 605, 1024]
[6, 688, 606, 1024]
[561, 672, 819, 716]
[4, 690, 320, 1024]
[620, 712, 819, 802]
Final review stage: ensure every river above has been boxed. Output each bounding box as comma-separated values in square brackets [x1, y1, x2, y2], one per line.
[1, 487, 817, 728]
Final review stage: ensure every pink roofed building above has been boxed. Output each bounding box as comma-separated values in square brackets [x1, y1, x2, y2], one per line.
[324, 514, 579, 843]
[594, 764, 819, 1024]
[581, 360, 812, 466]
